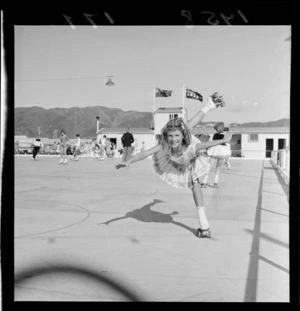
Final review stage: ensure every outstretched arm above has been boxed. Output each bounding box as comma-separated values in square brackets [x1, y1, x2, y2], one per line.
[195, 133, 232, 152]
[115, 144, 162, 169]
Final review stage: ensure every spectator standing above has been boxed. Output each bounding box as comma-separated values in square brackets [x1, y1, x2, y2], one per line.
[121, 128, 134, 162]
[105, 138, 113, 158]
[100, 135, 107, 158]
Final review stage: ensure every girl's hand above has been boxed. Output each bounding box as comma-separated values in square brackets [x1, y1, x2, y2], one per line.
[115, 162, 130, 169]
[223, 133, 232, 143]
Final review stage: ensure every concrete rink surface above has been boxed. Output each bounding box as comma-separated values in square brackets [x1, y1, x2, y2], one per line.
[14, 156, 289, 302]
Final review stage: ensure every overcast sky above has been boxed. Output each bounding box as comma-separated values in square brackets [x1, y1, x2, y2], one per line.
[14, 25, 291, 124]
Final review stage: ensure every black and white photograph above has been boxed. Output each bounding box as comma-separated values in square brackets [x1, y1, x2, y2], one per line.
[3, 6, 295, 304]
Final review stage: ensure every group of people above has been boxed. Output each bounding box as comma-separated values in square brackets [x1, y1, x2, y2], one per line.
[29, 92, 233, 239]
[30, 128, 136, 163]
[115, 92, 232, 239]
[93, 135, 116, 160]
[31, 131, 80, 164]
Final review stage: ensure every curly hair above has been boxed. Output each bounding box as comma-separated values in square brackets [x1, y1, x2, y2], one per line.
[161, 118, 192, 147]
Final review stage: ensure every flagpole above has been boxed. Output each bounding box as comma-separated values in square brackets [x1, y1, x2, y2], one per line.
[153, 87, 156, 113]
[183, 85, 186, 122]
[153, 87, 156, 130]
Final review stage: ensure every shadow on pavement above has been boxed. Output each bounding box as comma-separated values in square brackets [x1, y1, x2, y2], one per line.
[98, 199, 197, 236]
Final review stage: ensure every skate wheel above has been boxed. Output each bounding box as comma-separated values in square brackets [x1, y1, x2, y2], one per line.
[214, 183, 218, 188]
[201, 183, 207, 188]
[197, 228, 211, 238]
[211, 92, 219, 99]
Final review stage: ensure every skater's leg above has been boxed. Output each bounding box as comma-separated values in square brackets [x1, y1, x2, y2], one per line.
[226, 158, 231, 169]
[192, 183, 209, 230]
[214, 159, 223, 187]
[201, 157, 213, 187]
[187, 93, 224, 129]
[63, 146, 68, 164]
[59, 146, 64, 163]
[32, 147, 38, 159]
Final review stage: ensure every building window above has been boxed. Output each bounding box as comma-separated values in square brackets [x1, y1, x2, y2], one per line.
[248, 134, 258, 142]
[169, 113, 179, 120]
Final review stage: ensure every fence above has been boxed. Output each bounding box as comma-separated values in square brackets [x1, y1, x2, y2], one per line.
[270, 148, 290, 185]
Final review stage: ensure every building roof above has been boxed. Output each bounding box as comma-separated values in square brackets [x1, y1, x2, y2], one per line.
[192, 127, 290, 135]
[97, 128, 154, 135]
[97, 127, 289, 136]
[154, 107, 184, 114]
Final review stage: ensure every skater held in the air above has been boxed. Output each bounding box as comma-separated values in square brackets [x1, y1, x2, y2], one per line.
[116, 93, 231, 238]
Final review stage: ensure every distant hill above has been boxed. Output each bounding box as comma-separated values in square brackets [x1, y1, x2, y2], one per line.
[200, 119, 290, 128]
[14, 106, 289, 138]
[231, 119, 290, 128]
[15, 106, 153, 138]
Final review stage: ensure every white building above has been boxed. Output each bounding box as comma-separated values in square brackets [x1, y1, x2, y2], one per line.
[95, 109, 290, 159]
[193, 127, 289, 158]
[153, 107, 187, 134]
[96, 127, 155, 155]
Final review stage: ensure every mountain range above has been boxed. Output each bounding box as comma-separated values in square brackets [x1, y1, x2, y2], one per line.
[14, 106, 290, 138]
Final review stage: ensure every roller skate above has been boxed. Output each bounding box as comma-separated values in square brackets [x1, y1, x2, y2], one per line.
[211, 92, 226, 108]
[58, 159, 64, 165]
[200, 183, 207, 188]
[197, 228, 211, 238]
[213, 183, 218, 188]
[224, 161, 230, 170]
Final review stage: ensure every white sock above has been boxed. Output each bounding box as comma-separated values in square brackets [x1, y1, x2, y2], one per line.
[197, 206, 209, 230]
[214, 173, 219, 184]
[203, 174, 208, 184]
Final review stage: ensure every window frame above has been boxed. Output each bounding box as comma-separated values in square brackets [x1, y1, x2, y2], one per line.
[248, 133, 258, 142]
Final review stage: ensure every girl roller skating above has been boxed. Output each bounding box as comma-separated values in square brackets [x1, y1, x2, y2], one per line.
[201, 122, 231, 188]
[58, 130, 69, 165]
[71, 134, 81, 161]
[116, 93, 231, 238]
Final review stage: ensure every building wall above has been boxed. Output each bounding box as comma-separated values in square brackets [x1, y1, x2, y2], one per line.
[154, 112, 184, 135]
[241, 133, 289, 158]
[229, 134, 242, 156]
[97, 133, 156, 154]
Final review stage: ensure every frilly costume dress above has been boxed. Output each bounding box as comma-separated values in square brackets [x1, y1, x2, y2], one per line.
[206, 133, 231, 159]
[152, 135, 211, 189]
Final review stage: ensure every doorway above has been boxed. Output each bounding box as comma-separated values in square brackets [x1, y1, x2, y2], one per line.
[265, 139, 274, 158]
[278, 138, 286, 150]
